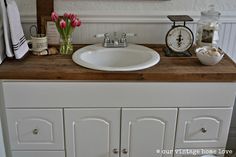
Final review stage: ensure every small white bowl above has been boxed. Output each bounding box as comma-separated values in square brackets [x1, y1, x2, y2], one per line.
[195, 47, 224, 66]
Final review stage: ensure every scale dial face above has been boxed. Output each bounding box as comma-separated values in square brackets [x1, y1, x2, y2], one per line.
[166, 26, 194, 53]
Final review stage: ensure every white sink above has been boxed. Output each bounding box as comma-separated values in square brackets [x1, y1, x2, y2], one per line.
[72, 44, 160, 71]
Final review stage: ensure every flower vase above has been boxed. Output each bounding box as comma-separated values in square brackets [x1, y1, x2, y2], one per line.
[60, 36, 73, 55]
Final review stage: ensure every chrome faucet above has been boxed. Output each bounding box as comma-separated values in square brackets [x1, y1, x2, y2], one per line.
[94, 32, 137, 48]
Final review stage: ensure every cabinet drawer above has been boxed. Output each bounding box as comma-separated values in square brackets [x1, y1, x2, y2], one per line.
[12, 151, 65, 157]
[7, 109, 64, 150]
[176, 108, 232, 148]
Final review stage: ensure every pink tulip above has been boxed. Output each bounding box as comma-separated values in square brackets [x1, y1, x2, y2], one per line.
[77, 20, 82, 27]
[64, 13, 69, 18]
[51, 11, 59, 22]
[69, 14, 76, 21]
[71, 19, 78, 28]
[60, 19, 67, 29]
[67, 13, 72, 19]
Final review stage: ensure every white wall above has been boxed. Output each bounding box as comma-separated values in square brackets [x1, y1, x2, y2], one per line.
[16, 0, 236, 15]
[16, 0, 236, 39]
[16, 0, 236, 61]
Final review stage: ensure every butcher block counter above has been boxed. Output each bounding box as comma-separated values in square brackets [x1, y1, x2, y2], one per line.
[0, 45, 235, 82]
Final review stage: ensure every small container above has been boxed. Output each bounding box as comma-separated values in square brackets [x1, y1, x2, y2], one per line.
[195, 46, 224, 65]
[196, 5, 221, 48]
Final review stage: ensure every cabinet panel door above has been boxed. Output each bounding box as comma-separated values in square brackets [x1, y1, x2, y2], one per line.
[6, 109, 64, 150]
[176, 108, 233, 148]
[64, 108, 120, 157]
[121, 108, 177, 157]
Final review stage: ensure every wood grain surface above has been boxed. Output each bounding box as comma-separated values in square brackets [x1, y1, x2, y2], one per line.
[0, 45, 235, 82]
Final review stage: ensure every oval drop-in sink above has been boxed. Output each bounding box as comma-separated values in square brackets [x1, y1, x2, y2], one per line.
[72, 44, 160, 71]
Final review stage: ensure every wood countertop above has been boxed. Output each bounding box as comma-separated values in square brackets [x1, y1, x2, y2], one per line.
[0, 45, 235, 82]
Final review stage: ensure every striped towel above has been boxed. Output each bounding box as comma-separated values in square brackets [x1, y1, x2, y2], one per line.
[0, 0, 14, 58]
[7, 0, 28, 59]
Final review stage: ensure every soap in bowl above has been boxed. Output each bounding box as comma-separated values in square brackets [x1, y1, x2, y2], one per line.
[195, 46, 224, 66]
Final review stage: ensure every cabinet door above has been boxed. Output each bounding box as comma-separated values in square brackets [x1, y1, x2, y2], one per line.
[121, 108, 177, 157]
[175, 108, 233, 148]
[6, 109, 64, 150]
[64, 108, 120, 157]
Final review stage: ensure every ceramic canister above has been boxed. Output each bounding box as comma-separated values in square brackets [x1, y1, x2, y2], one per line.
[28, 34, 48, 52]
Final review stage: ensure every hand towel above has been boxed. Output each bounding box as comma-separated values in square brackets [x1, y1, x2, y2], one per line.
[0, 0, 14, 58]
[0, 18, 6, 64]
[7, 0, 28, 59]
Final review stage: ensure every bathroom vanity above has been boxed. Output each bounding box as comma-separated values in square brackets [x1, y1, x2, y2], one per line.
[0, 45, 235, 157]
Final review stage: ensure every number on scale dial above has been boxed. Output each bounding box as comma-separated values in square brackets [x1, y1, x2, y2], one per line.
[166, 26, 194, 53]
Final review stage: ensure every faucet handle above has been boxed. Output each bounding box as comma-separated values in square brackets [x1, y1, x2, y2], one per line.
[94, 33, 111, 47]
[122, 33, 137, 37]
[94, 33, 110, 38]
[120, 33, 137, 44]
[94, 34, 105, 38]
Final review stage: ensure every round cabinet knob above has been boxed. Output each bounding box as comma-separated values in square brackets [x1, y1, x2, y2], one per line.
[122, 149, 128, 154]
[33, 129, 39, 135]
[113, 149, 119, 154]
[201, 128, 207, 133]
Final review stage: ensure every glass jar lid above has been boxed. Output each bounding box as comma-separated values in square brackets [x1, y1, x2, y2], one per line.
[201, 5, 221, 18]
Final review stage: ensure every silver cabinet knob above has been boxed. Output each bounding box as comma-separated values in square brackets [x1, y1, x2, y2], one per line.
[122, 149, 128, 154]
[113, 149, 119, 154]
[33, 129, 39, 135]
[201, 128, 207, 133]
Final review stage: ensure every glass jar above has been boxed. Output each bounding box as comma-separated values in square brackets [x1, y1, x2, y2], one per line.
[59, 35, 73, 55]
[196, 5, 221, 48]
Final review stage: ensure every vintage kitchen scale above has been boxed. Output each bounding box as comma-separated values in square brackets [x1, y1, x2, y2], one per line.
[164, 15, 194, 57]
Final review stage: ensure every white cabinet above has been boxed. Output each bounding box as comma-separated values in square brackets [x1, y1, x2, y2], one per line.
[176, 108, 233, 148]
[2, 82, 235, 157]
[6, 109, 64, 150]
[121, 108, 177, 157]
[65, 108, 177, 157]
[6, 107, 233, 157]
[64, 108, 121, 157]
